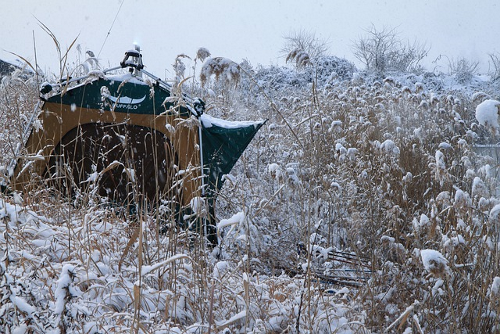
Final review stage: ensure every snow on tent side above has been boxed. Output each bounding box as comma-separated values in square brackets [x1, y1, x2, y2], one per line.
[199, 113, 265, 200]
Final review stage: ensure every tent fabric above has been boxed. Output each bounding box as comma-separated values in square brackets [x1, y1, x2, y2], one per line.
[47, 123, 177, 205]
[198, 118, 264, 244]
[200, 118, 265, 198]
[14, 75, 201, 208]
[48, 73, 182, 116]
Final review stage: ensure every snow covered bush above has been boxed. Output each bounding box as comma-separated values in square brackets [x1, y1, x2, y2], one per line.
[476, 99, 500, 135]
[449, 57, 479, 84]
[314, 55, 357, 82]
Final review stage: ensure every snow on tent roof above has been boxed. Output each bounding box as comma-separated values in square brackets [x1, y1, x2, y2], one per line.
[200, 113, 264, 129]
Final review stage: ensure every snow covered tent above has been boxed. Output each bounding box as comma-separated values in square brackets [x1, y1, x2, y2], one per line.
[10, 48, 264, 237]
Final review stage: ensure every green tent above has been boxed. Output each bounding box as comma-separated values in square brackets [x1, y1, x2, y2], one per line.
[10, 48, 264, 242]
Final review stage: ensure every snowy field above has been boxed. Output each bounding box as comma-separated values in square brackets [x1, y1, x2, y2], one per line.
[2, 43, 500, 333]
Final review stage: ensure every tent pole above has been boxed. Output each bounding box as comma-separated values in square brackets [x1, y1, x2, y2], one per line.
[197, 120, 209, 241]
[198, 123, 206, 197]
[140, 67, 211, 240]
[140, 69, 198, 110]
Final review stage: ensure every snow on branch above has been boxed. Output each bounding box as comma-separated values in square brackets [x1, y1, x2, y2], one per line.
[200, 57, 241, 87]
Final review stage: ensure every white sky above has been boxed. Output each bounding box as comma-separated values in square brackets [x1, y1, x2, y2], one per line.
[1, 0, 500, 78]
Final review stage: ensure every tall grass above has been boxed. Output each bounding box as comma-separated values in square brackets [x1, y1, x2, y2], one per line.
[207, 53, 500, 332]
[2, 42, 500, 333]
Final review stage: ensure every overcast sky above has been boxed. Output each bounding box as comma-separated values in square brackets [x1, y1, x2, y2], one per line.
[2, 0, 499, 78]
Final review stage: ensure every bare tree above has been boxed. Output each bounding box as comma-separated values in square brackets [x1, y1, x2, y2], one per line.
[281, 30, 329, 67]
[352, 24, 429, 73]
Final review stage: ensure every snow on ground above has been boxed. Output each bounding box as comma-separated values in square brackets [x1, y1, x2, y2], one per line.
[0, 196, 361, 333]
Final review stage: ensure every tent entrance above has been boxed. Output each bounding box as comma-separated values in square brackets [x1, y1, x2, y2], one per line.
[46, 123, 178, 206]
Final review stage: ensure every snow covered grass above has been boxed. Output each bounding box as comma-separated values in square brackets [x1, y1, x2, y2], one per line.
[0, 193, 366, 333]
[0, 70, 38, 180]
[205, 59, 500, 332]
[2, 51, 500, 333]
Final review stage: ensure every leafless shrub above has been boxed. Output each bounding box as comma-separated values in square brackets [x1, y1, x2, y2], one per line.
[448, 57, 479, 83]
[352, 24, 429, 73]
[488, 52, 500, 81]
